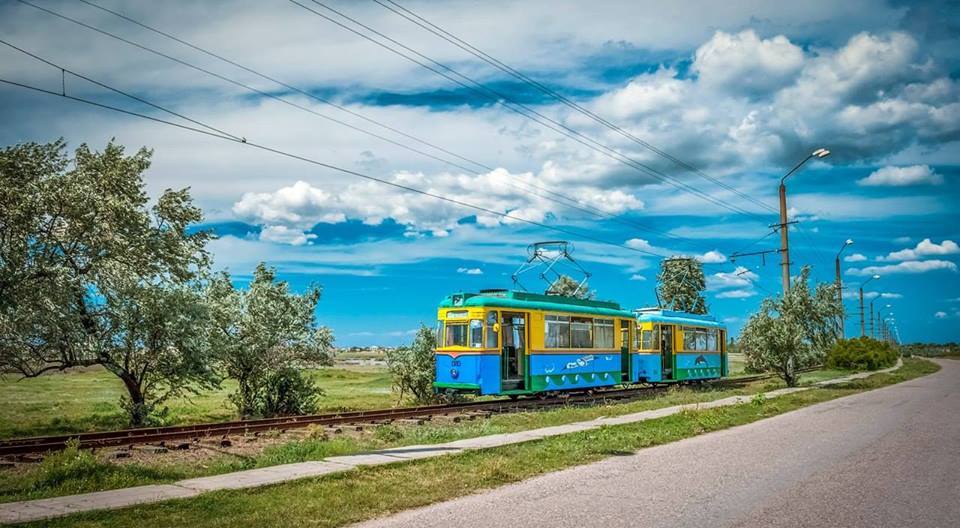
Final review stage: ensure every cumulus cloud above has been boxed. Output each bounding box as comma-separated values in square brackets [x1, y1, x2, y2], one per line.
[707, 266, 759, 298]
[847, 259, 958, 276]
[258, 225, 318, 246]
[934, 311, 948, 319]
[844, 253, 868, 262]
[629, 274, 647, 281]
[457, 267, 483, 275]
[693, 30, 805, 95]
[858, 165, 944, 186]
[696, 250, 728, 264]
[234, 168, 643, 244]
[879, 238, 959, 261]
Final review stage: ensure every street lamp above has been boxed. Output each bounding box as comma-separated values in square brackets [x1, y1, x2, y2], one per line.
[836, 239, 853, 337]
[778, 148, 831, 294]
[859, 274, 879, 337]
[878, 304, 892, 340]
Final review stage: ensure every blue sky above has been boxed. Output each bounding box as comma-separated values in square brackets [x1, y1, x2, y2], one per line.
[1, 0, 958, 345]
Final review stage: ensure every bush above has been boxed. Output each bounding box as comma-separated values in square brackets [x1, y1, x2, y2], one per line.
[826, 337, 899, 371]
[256, 368, 322, 417]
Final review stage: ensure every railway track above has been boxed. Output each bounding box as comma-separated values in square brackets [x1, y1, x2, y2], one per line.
[0, 370, 803, 457]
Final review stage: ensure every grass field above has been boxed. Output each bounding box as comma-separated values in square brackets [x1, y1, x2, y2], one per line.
[0, 364, 879, 504]
[0, 365, 393, 440]
[20, 358, 939, 528]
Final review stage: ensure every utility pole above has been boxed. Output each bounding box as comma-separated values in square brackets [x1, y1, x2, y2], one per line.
[870, 299, 876, 338]
[859, 274, 879, 337]
[836, 239, 853, 338]
[778, 181, 791, 294]
[778, 148, 830, 294]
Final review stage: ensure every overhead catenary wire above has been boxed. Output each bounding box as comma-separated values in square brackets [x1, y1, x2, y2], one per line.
[22, 0, 690, 246]
[371, 0, 780, 217]
[0, 63, 675, 260]
[289, 0, 767, 221]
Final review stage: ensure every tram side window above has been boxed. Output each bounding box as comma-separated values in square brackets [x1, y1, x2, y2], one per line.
[640, 329, 658, 350]
[436, 321, 443, 345]
[683, 328, 696, 351]
[485, 311, 498, 348]
[706, 329, 718, 352]
[695, 330, 707, 351]
[545, 315, 571, 348]
[445, 323, 468, 347]
[571, 317, 593, 348]
[594, 319, 614, 349]
[470, 319, 483, 348]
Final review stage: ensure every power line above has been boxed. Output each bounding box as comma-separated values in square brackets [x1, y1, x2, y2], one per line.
[289, 0, 767, 221]
[20, 0, 690, 245]
[0, 63, 675, 260]
[372, 0, 779, 217]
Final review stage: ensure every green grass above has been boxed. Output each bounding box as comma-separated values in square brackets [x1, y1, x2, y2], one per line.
[0, 364, 901, 505]
[0, 366, 393, 440]
[727, 352, 747, 375]
[21, 358, 938, 528]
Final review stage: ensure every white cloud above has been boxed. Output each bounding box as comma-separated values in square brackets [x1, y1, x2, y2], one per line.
[696, 250, 728, 264]
[879, 238, 959, 261]
[844, 253, 868, 263]
[708, 266, 759, 299]
[457, 267, 483, 275]
[858, 165, 944, 186]
[234, 168, 644, 244]
[629, 274, 647, 281]
[880, 292, 903, 299]
[258, 225, 317, 246]
[893, 236, 912, 244]
[717, 289, 757, 299]
[847, 259, 958, 276]
[693, 30, 805, 95]
[935, 311, 948, 319]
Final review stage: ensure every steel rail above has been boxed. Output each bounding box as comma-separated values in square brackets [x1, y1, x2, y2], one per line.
[0, 370, 816, 457]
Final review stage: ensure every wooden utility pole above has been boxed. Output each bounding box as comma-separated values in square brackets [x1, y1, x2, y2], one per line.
[778, 182, 791, 294]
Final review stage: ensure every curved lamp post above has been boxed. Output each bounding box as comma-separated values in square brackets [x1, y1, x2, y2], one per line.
[859, 274, 879, 337]
[779, 148, 831, 293]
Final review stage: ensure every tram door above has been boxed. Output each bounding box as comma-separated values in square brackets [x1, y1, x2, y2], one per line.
[500, 312, 527, 391]
[619, 320, 631, 382]
[660, 325, 674, 379]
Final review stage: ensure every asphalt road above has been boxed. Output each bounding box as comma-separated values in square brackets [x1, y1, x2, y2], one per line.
[359, 359, 959, 528]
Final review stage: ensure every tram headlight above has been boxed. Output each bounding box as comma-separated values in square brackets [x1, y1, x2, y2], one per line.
[450, 368, 459, 379]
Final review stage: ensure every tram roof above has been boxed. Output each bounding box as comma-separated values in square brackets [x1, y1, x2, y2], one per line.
[438, 290, 633, 318]
[635, 308, 725, 328]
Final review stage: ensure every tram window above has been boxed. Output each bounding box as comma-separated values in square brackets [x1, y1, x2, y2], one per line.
[571, 317, 593, 348]
[545, 315, 570, 348]
[445, 323, 467, 347]
[436, 321, 443, 345]
[695, 330, 707, 351]
[706, 329, 718, 351]
[470, 319, 483, 348]
[641, 330, 653, 350]
[594, 319, 614, 349]
[485, 311, 498, 348]
[683, 329, 694, 350]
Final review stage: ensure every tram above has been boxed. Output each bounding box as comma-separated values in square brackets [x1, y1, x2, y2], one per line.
[433, 289, 727, 396]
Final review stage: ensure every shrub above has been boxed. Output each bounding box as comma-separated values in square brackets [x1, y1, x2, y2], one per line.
[826, 337, 898, 371]
[256, 368, 322, 417]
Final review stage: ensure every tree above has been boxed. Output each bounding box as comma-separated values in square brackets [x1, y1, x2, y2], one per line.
[385, 325, 440, 404]
[207, 264, 334, 417]
[657, 257, 707, 314]
[739, 267, 842, 386]
[0, 140, 217, 426]
[547, 274, 595, 299]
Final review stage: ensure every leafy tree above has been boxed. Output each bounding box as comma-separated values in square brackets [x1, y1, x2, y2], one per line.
[657, 258, 707, 314]
[207, 264, 334, 417]
[547, 274, 595, 299]
[385, 325, 440, 403]
[0, 140, 217, 426]
[739, 267, 842, 386]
